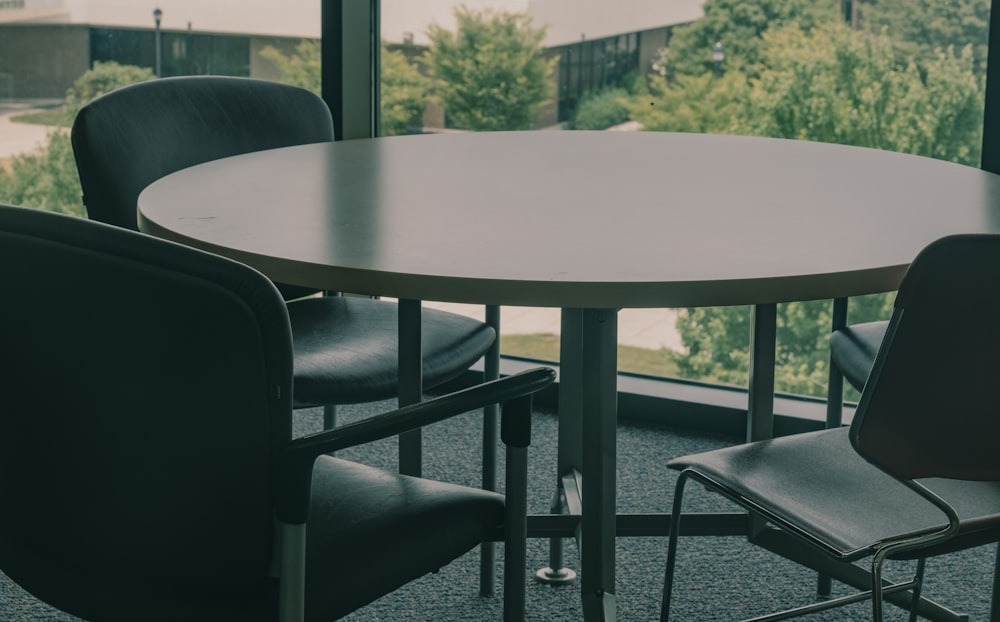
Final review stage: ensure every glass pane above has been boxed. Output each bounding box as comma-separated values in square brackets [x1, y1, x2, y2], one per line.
[0, 1, 320, 216]
[380, 1, 699, 375]
[382, 0, 991, 398]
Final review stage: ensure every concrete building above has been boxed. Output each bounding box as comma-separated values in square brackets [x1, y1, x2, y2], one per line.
[0, 0, 705, 123]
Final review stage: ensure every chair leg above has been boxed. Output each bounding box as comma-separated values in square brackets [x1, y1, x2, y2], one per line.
[871, 548, 893, 622]
[660, 472, 691, 622]
[481, 304, 501, 597]
[818, 297, 849, 600]
[990, 544, 1000, 622]
[504, 442, 528, 622]
[907, 558, 927, 622]
[323, 404, 336, 430]
[278, 522, 307, 622]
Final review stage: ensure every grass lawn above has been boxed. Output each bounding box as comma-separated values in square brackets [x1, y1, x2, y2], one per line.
[500, 333, 681, 378]
[11, 109, 70, 127]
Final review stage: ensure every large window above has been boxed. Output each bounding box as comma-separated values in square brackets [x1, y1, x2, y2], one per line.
[0, 1, 320, 218]
[376, 0, 992, 406]
[1, 0, 994, 413]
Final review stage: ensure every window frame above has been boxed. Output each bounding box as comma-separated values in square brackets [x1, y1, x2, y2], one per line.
[323, 0, 1000, 436]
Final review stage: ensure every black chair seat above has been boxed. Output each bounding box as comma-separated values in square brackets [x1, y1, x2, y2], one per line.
[289, 297, 495, 407]
[70, 75, 498, 419]
[303, 456, 505, 619]
[669, 427, 1000, 559]
[0, 455, 504, 622]
[0, 204, 554, 622]
[664, 236, 1000, 621]
[829, 320, 888, 391]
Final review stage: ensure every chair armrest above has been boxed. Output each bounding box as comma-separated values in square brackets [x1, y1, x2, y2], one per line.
[276, 367, 555, 524]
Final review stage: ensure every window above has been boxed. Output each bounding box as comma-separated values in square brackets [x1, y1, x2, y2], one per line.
[0, 1, 320, 217]
[375, 0, 993, 410]
[3, 0, 995, 423]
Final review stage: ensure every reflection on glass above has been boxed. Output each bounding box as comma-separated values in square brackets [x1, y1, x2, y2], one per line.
[381, 1, 990, 396]
[0, 1, 320, 217]
[4, 1, 988, 397]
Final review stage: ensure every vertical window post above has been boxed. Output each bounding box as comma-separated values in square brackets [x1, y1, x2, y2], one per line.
[982, 0, 1000, 173]
[321, 0, 380, 139]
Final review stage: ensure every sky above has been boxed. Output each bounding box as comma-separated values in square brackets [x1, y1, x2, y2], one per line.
[16, 0, 703, 44]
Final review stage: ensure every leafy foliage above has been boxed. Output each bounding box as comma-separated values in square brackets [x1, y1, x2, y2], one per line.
[423, 6, 555, 131]
[677, 295, 894, 397]
[631, 22, 983, 164]
[571, 88, 631, 130]
[259, 39, 429, 136]
[862, 0, 991, 70]
[625, 72, 748, 134]
[741, 23, 982, 165]
[658, 0, 838, 79]
[0, 132, 82, 216]
[381, 46, 431, 135]
[64, 62, 156, 120]
[629, 6, 986, 397]
[0, 62, 155, 216]
[259, 39, 322, 93]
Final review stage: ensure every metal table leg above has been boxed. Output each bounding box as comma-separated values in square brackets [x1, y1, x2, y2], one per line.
[537, 308, 582, 585]
[579, 308, 619, 622]
[747, 303, 777, 543]
[480, 304, 501, 596]
[819, 296, 849, 598]
[747, 303, 777, 443]
[398, 298, 422, 476]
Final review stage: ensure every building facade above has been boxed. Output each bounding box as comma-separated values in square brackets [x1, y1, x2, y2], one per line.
[1, 0, 705, 124]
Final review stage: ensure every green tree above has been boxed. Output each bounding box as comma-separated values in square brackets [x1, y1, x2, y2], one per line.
[0, 132, 82, 216]
[677, 295, 893, 397]
[741, 23, 982, 166]
[636, 18, 984, 397]
[259, 39, 429, 136]
[259, 39, 322, 93]
[64, 61, 156, 121]
[658, 0, 838, 79]
[625, 71, 749, 134]
[861, 0, 990, 70]
[381, 45, 431, 135]
[0, 62, 155, 216]
[570, 88, 630, 130]
[423, 6, 555, 131]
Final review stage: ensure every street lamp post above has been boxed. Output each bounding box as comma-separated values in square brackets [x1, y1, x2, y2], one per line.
[153, 8, 163, 78]
[712, 41, 725, 78]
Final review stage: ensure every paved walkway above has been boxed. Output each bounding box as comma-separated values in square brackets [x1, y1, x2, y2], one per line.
[0, 103, 60, 158]
[0, 107, 685, 352]
[423, 301, 684, 352]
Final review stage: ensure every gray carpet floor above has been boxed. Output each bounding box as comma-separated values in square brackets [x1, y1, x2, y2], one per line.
[2, 398, 995, 620]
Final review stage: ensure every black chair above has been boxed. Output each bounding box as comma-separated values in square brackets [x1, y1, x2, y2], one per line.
[661, 234, 1000, 622]
[0, 203, 554, 622]
[69, 75, 496, 423]
[829, 318, 887, 395]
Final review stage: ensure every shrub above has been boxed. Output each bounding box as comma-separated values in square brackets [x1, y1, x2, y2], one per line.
[571, 88, 631, 130]
[0, 62, 155, 215]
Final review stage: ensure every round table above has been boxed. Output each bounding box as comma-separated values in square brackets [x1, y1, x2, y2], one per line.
[139, 131, 1000, 621]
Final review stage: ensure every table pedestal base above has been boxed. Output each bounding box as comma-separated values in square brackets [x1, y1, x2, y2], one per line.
[535, 567, 578, 584]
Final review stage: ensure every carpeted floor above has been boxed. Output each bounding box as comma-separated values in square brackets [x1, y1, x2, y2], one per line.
[2, 398, 995, 621]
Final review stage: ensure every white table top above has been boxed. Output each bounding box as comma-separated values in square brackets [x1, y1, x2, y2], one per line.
[138, 131, 1000, 309]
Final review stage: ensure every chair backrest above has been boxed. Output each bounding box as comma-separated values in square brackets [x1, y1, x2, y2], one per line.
[71, 75, 335, 231]
[0, 204, 293, 617]
[851, 234, 1000, 482]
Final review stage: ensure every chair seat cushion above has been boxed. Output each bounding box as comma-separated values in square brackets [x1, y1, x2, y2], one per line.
[288, 297, 495, 407]
[303, 455, 505, 620]
[0, 455, 503, 622]
[830, 320, 888, 391]
[669, 428, 1000, 559]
